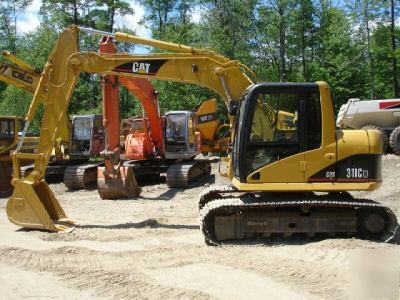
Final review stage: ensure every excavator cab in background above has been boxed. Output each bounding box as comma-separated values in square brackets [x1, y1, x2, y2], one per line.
[69, 114, 104, 158]
[0, 116, 37, 196]
[0, 117, 21, 196]
[164, 111, 200, 159]
[0, 117, 20, 151]
[195, 98, 230, 154]
[62, 114, 104, 189]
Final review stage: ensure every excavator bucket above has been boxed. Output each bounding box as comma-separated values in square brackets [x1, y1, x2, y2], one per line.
[97, 166, 141, 199]
[6, 180, 74, 232]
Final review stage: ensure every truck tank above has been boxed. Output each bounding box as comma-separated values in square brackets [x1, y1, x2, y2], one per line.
[336, 98, 400, 129]
[336, 98, 400, 155]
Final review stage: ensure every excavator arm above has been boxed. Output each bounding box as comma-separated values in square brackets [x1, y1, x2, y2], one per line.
[0, 51, 70, 150]
[7, 25, 253, 231]
[98, 36, 160, 199]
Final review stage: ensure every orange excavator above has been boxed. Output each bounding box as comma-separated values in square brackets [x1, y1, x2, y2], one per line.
[97, 36, 222, 199]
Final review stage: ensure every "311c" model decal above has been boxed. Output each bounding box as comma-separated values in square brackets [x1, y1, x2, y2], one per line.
[346, 168, 368, 179]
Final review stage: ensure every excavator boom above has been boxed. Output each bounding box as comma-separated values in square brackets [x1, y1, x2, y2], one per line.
[0, 52, 70, 146]
[7, 25, 252, 231]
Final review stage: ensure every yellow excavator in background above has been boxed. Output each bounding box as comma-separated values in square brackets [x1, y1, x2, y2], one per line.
[0, 116, 38, 196]
[6, 26, 397, 243]
[0, 53, 46, 196]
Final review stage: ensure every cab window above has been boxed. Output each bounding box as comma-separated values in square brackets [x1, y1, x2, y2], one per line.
[306, 92, 322, 150]
[246, 92, 300, 175]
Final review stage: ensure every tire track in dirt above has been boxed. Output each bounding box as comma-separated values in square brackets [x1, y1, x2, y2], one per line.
[1, 230, 397, 300]
[202, 244, 353, 299]
[0, 240, 347, 299]
[146, 263, 319, 300]
[0, 246, 213, 299]
[0, 230, 360, 299]
[58, 269, 212, 299]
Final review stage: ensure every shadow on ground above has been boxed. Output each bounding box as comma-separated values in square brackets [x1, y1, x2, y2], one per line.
[76, 218, 199, 230]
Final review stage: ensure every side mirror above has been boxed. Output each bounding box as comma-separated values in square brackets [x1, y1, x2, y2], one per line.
[229, 100, 239, 116]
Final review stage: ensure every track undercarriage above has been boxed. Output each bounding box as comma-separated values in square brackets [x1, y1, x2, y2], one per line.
[199, 185, 398, 245]
[166, 160, 211, 188]
[64, 162, 102, 189]
[21, 159, 99, 189]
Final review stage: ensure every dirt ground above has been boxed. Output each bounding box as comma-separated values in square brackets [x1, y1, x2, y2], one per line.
[1, 156, 400, 299]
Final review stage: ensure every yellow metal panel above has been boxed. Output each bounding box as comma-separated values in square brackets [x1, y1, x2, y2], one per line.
[195, 98, 219, 141]
[317, 82, 336, 146]
[304, 142, 337, 180]
[336, 129, 370, 160]
[366, 129, 383, 154]
[247, 152, 305, 183]
[232, 177, 381, 192]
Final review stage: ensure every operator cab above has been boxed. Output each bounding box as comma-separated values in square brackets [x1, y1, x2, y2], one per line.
[233, 83, 324, 183]
[0, 117, 22, 151]
[164, 111, 200, 159]
[70, 114, 104, 158]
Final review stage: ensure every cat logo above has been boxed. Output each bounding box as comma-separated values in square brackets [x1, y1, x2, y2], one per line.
[132, 62, 151, 74]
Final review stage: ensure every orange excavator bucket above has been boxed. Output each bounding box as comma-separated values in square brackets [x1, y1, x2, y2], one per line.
[7, 179, 74, 231]
[97, 165, 141, 199]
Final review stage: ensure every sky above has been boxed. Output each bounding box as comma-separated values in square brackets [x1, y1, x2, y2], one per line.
[18, 0, 202, 38]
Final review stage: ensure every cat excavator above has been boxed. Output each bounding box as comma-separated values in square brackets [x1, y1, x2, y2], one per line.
[6, 26, 397, 244]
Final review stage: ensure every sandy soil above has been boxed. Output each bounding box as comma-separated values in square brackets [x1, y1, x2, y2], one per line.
[0, 156, 400, 299]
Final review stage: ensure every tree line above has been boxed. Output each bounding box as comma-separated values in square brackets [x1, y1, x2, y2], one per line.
[0, 0, 399, 131]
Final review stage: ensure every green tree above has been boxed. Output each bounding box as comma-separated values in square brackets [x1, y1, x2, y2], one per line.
[311, 4, 366, 109]
[0, 0, 32, 52]
[291, 0, 315, 81]
[389, 0, 399, 97]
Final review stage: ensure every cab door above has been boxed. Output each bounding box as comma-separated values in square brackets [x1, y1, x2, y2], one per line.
[304, 88, 337, 182]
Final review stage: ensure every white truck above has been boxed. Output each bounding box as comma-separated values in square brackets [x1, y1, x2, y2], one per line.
[336, 98, 400, 155]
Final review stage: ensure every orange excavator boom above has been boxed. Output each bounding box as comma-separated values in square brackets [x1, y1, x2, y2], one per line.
[98, 36, 166, 199]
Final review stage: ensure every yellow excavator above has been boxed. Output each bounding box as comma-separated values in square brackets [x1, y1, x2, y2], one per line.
[0, 54, 45, 196]
[0, 51, 104, 189]
[0, 51, 70, 152]
[6, 26, 397, 243]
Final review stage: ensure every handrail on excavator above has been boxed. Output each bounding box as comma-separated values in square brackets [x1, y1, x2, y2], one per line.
[78, 26, 258, 81]
[79, 26, 200, 54]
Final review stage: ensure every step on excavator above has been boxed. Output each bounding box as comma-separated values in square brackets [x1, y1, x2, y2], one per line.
[97, 36, 225, 199]
[6, 26, 397, 243]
